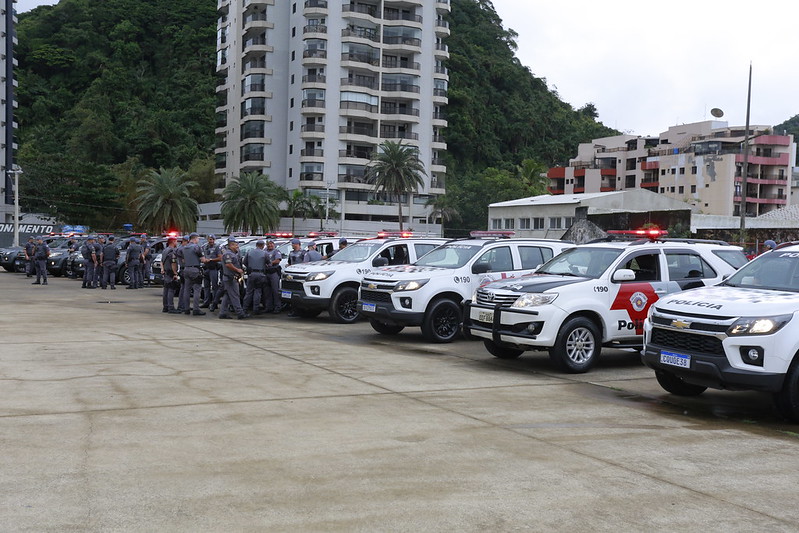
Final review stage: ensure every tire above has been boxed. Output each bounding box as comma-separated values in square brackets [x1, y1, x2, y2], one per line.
[369, 319, 404, 335]
[483, 339, 523, 359]
[295, 308, 323, 318]
[655, 370, 707, 396]
[548, 316, 601, 373]
[119, 267, 131, 286]
[328, 286, 360, 324]
[774, 359, 799, 422]
[421, 298, 462, 343]
[13, 260, 25, 273]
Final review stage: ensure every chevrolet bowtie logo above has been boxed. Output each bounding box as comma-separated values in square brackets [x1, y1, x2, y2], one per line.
[368, 283, 377, 289]
[286, 275, 293, 281]
[671, 319, 691, 329]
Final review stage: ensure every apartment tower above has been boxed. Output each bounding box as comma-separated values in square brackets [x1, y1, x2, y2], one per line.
[214, 0, 450, 234]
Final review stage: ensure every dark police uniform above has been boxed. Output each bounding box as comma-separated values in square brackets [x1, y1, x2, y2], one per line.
[126, 238, 143, 289]
[201, 238, 222, 307]
[94, 237, 106, 287]
[24, 238, 35, 277]
[32, 238, 50, 284]
[161, 242, 180, 313]
[243, 242, 268, 314]
[264, 243, 283, 313]
[100, 237, 120, 289]
[80, 238, 95, 288]
[220, 241, 246, 319]
[180, 236, 204, 314]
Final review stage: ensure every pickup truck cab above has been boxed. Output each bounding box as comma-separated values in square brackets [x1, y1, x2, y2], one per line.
[465, 238, 746, 372]
[643, 243, 799, 421]
[359, 235, 572, 342]
[280, 237, 447, 323]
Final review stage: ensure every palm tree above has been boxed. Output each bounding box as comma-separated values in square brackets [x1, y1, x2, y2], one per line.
[136, 167, 198, 233]
[221, 171, 281, 234]
[425, 195, 459, 236]
[517, 158, 550, 195]
[284, 189, 312, 233]
[365, 140, 426, 231]
[306, 194, 340, 230]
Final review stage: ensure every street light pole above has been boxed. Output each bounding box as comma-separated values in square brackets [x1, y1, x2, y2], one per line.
[325, 179, 335, 228]
[739, 63, 753, 246]
[7, 166, 21, 247]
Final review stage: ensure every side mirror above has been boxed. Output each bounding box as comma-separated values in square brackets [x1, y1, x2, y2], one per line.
[612, 268, 636, 282]
[472, 262, 490, 275]
[373, 257, 389, 267]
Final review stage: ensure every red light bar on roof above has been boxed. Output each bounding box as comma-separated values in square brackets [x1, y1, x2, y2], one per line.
[469, 230, 516, 238]
[377, 231, 415, 238]
[607, 228, 668, 239]
[307, 231, 337, 237]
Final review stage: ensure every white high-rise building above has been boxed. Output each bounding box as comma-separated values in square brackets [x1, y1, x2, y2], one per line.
[0, 0, 19, 247]
[211, 0, 449, 235]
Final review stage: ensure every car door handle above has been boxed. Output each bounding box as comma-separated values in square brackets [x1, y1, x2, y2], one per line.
[654, 289, 667, 294]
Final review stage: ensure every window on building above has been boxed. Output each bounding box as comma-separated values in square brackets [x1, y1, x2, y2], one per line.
[292, 27, 296, 37]
[289, 121, 293, 131]
[291, 50, 295, 61]
[691, 166, 697, 174]
[691, 185, 696, 193]
[504, 218, 515, 230]
[564, 217, 575, 228]
[293, 3, 296, 13]
[549, 217, 562, 230]
[660, 187, 665, 193]
[519, 218, 531, 230]
[290, 98, 294, 108]
[671, 168, 676, 175]
[679, 167, 685, 175]
[288, 168, 292, 177]
[670, 186, 675, 192]
[533, 217, 544, 230]
[491, 219, 502, 230]
[289, 145, 293, 154]
[661, 169, 666, 176]
[678, 186, 684, 194]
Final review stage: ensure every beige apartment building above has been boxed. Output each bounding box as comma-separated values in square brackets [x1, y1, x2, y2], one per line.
[210, 0, 450, 235]
[546, 120, 797, 218]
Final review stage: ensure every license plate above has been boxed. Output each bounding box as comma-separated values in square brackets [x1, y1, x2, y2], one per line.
[281, 290, 292, 299]
[362, 302, 376, 313]
[478, 310, 494, 323]
[660, 350, 690, 369]
[149, 274, 155, 280]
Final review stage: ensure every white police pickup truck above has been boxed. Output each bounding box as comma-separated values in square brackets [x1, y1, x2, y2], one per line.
[358, 234, 573, 342]
[280, 237, 446, 323]
[464, 236, 747, 373]
[643, 243, 799, 421]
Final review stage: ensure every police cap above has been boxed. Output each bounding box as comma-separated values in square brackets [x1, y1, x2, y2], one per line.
[129, 237, 137, 242]
[189, 232, 199, 239]
[339, 238, 348, 245]
[108, 236, 115, 241]
[227, 237, 238, 244]
[291, 238, 301, 245]
[256, 239, 265, 246]
[208, 234, 216, 240]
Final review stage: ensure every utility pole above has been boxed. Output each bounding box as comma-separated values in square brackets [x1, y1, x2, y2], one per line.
[8, 166, 21, 246]
[4, 0, 16, 206]
[739, 63, 752, 246]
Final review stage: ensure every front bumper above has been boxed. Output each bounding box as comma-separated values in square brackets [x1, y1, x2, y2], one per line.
[281, 287, 330, 311]
[463, 301, 565, 349]
[358, 298, 425, 326]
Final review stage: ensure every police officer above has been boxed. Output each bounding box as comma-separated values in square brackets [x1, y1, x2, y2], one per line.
[66, 238, 79, 278]
[94, 235, 106, 288]
[304, 241, 323, 262]
[287, 238, 306, 265]
[161, 236, 181, 313]
[140, 235, 151, 287]
[219, 237, 248, 320]
[243, 239, 268, 314]
[201, 234, 222, 308]
[325, 237, 348, 259]
[180, 232, 206, 315]
[31, 236, 50, 285]
[125, 236, 143, 289]
[24, 236, 35, 277]
[80, 236, 96, 288]
[174, 235, 189, 311]
[264, 239, 283, 313]
[100, 235, 120, 289]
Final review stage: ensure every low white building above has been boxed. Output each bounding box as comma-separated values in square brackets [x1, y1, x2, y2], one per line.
[488, 189, 694, 239]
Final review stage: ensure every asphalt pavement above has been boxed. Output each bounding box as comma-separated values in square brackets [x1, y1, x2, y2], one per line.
[1, 271, 798, 532]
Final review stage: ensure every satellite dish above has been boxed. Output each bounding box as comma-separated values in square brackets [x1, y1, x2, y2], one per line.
[710, 108, 724, 118]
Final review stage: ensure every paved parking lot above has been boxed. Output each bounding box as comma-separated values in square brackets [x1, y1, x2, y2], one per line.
[2, 271, 799, 531]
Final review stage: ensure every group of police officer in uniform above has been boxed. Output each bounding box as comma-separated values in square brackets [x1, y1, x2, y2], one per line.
[74, 234, 153, 290]
[159, 234, 284, 320]
[24, 235, 51, 285]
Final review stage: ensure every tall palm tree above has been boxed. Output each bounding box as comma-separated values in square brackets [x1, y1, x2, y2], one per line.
[517, 158, 550, 195]
[221, 171, 281, 234]
[136, 167, 198, 233]
[284, 189, 312, 233]
[306, 194, 340, 230]
[365, 140, 426, 231]
[425, 195, 459, 236]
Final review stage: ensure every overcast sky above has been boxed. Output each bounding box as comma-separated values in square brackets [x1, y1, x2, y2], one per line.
[17, 0, 799, 137]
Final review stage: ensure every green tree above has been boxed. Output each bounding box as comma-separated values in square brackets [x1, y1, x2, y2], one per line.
[284, 189, 312, 234]
[136, 167, 198, 233]
[220, 172, 281, 234]
[425, 195, 460, 236]
[306, 194, 340, 231]
[365, 141, 426, 231]
[517, 158, 550, 195]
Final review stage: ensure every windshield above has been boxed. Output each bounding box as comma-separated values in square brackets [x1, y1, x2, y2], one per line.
[415, 244, 481, 269]
[723, 252, 799, 291]
[329, 242, 383, 262]
[537, 247, 624, 278]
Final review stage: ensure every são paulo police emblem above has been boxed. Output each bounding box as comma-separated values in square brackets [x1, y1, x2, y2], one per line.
[630, 291, 648, 312]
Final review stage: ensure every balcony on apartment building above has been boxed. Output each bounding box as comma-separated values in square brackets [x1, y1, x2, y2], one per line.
[640, 176, 659, 189]
[600, 178, 616, 192]
[341, 76, 378, 90]
[341, 52, 380, 66]
[383, 11, 422, 23]
[342, 27, 380, 43]
[382, 57, 420, 70]
[342, 3, 378, 18]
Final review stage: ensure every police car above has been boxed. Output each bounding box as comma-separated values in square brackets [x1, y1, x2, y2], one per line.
[280, 235, 447, 323]
[643, 243, 799, 421]
[358, 232, 573, 342]
[464, 231, 747, 373]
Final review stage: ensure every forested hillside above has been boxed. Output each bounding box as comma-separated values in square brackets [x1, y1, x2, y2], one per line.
[15, 0, 615, 232]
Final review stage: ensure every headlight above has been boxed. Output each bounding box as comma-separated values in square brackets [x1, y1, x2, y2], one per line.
[394, 279, 429, 292]
[511, 293, 558, 308]
[727, 314, 792, 336]
[306, 270, 335, 282]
